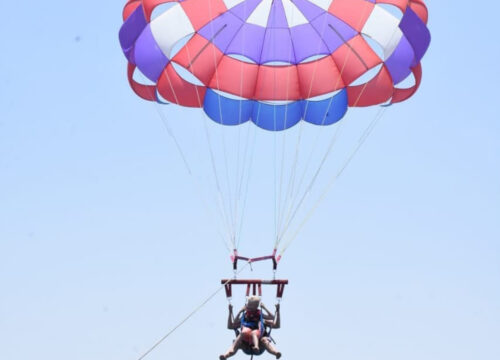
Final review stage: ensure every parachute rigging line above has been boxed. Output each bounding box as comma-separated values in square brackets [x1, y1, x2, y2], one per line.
[184, 30, 238, 249]
[275, 4, 297, 246]
[204, 115, 237, 248]
[153, 95, 233, 250]
[208, 0, 239, 245]
[166, 16, 238, 249]
[277, 76, 379, 247]
[275, 6, 409, 250]
[231, 0, 258, 248]
[153, 103, 192, 176]
[236, 125, 258, 250]
[120, 0, 431, 255]
[178, 5, 239, 248]
[152, 65, 237, 249]
[280, 107, 387, 256]
[275, 1, 374, 250]
[277, 120, 346, 245]
[135, 262, 251, 360]
[142, 23, 238, 249]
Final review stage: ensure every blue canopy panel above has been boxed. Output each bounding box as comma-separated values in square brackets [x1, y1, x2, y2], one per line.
[203, 89, 348, 131]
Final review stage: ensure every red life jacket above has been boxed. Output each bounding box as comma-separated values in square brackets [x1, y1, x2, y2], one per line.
[241, 309, 263, 330]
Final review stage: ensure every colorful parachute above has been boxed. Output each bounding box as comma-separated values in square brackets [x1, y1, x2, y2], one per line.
[118, 6, 431, 355]
[119, 0, 430, 131]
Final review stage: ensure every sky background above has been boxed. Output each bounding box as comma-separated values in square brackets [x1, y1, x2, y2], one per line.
[1, 1, 499, 360]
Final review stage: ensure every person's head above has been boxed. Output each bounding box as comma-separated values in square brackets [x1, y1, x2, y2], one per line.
[246, 295, 261, 311]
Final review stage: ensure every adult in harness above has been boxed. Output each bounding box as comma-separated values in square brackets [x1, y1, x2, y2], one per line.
[220, 296, 281, 359]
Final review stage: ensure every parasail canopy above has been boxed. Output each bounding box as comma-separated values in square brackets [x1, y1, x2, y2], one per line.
[118, 0, 431, 258]
[119, 0, 430, 131]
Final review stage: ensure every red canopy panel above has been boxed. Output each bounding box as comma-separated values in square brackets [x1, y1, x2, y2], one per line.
[157, 63, 207, 106]
[347, 65, 393, 107]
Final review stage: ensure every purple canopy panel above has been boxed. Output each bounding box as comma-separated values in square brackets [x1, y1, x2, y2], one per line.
[260, 28, 296, 64]
[399, 7, 431, 66]
[311, 13, 357, 53]
[267, 0, 288, 28]
[199, 12, 245, 54]
[134, 24, 169, 82]
[291, 24, 330, 63]
[385, 35, 415, 84]
[119, 5, 148, 62]
[225, 23, 266, 63]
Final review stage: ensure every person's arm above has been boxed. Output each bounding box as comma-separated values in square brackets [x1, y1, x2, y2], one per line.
[228, 306, 244, 330]
[261, 303, 274, 320]
[263, 304, 281, 329]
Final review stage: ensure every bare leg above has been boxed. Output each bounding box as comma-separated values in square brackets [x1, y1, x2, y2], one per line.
[251, 330, 260, 351]
[261, 338, 281, 359]
[220, 335, 243, 359]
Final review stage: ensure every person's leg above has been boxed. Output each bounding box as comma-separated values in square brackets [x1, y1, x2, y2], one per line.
[241, 327, 252, 343]
[250, 330, 260, 351]
[220, 335, 242, 359]
[261, 338, 281, 359]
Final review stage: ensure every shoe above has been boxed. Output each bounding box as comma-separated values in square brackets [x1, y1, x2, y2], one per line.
[276, 352, 282, 359]
[219, 355, 226, 360]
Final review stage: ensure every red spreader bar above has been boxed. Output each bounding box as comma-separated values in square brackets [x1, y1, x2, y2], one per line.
[221, 279, 288, 299]
[231, 249, 282, 271]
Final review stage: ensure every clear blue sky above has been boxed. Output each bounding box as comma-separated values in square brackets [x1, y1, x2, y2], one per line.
[1, 1, 499, 360]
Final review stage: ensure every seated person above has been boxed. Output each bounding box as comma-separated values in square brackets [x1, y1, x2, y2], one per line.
[220, 296, 281, 359]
